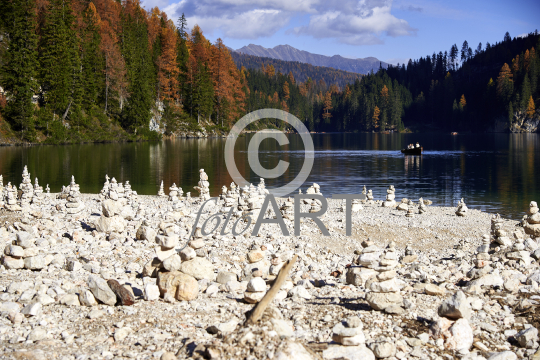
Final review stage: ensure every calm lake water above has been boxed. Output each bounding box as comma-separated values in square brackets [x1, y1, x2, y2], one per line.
[0, 133, 538, 219]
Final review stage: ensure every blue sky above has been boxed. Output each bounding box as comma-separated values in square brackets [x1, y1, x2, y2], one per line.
[142, 0, 540, 65]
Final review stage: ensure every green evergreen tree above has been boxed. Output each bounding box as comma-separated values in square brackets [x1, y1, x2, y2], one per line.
[1, 0, 39, 139]
[520, 75, 532, 111]
[80, 2, 103, 112]
[192, 63, 214, 123]
[39, 0, 80, 121]
[508, 102, 514, 125]
[176, 14, 189, 106]
[121, 6, 154, 130]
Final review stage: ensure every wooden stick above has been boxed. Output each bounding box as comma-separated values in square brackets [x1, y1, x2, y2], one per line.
[245, 255, 298, 325]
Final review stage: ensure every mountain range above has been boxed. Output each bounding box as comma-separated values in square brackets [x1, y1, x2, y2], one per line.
[234, 44, 389, 75]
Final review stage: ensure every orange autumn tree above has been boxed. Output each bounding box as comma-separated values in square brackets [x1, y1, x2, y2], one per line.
[372, 106, 380, 129]
[210, 38, 245, 126]
[157, 20, 180, 106]
[322, 91, 332, 120]
[460, 94, 467, 107]
[496, 63, 513, 104]
[527, 96, 536, 117]
[283, 81, 290, 101]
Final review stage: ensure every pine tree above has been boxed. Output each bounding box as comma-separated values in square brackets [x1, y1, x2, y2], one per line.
[1, 0, 39, 139]
[520, 75, 531, 111]
[283, 81, 290, 101]
[508, 102, 514, 124]
[39, 0, 80, 121]
[121, 2, 154, 130]
[496, 63, 513, 104]
[176, 14, 189, 107]
[80, 2, 104, 111]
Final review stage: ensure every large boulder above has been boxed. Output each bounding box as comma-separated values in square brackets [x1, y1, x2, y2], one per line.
[95, 215, 125, 233]
[157, 270, 198, 301]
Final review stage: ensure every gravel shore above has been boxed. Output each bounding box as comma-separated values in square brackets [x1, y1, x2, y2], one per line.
[0, 174, 538, 360]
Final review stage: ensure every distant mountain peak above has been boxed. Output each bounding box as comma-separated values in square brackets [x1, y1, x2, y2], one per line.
[234, 44, 388, 74]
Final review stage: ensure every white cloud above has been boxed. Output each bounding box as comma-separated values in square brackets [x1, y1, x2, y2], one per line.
[161, 0, 415, 45]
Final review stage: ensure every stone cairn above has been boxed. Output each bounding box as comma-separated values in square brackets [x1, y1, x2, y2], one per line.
[365, 189, 375, 204]
[365, 242, 404, 314]
[157, 181, 166, 197]
[524, 201, 540, 238]
[4, 183, 21, 211]
[433, 291, 474, 356]
[99, 175, 110, 199]
[19, 166, 34, 207]
[382, 185, 396, 207]
[95, 178, 125, 234]
[405, 202, 415, 218]
[361, 185, 367, 203]
[418, 197, 427, 214]
[220, 183, 238, 213]
[0, 176, 4, 208]
[169, 184, 187, 218]
[243, 248, 268, 303]
[351, 197, 363, 212]
[194, 169, 210, 201]
[491, 214, 511, 247]
[455, 198, 468, 216]
[188, 226, 208, 258]
[154, 219, 199, 303]
[331, 316, 366, 347]
[396, 198, 408, 211]
[65, 176, 85, 214]
[303, 183, 322, 204]
[280, 197, 295, 220]
[31, 178, 44, 205]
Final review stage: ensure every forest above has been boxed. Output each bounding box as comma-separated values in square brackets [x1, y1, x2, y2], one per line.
[0, 0, 539, 142]
[0, 0, 245, 142]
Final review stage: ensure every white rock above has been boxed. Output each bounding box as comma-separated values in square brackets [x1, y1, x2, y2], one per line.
[288, 286, 312, 300]
[79, 290, 97, 307]
[144, 284, 160, 301]
[247, 277, 267, 292]
[438, 291, 472, 320]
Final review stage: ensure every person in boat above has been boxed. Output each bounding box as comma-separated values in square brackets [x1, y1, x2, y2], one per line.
[415, 142, 420, 148]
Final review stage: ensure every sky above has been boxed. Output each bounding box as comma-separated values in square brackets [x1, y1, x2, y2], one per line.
[141, 0, 540, 66]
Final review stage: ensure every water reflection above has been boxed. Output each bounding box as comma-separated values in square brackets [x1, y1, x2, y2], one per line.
[0, 133, 538, 218]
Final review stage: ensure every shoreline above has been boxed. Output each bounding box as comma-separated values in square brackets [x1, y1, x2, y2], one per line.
[1, 183, 538, 359]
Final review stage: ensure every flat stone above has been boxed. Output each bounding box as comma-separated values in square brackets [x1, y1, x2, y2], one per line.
[95, 215, 125, 233]
[180, 257, 215, 280]
[27, 328, 47, 341]
[3, 256, 24, 269]
[217, 271, 238, 284]
[322, 345, 375, 360]
[24, 256, 46, 270]
[425, 283, 446, 296]
[247, 277, 267, 292]
[162, 254, 182, 272]
[59, 294, 80, 306]
[247, 250, 264, 263]
[4, 245, 24, 258]
[21, 302, 42, 317]
[87, 276, 117, 306]
[155, 235, 179, 249]
[179, 247, 196, 261]
[365, 292, 402, 311]
[346, 267, 376, 286]
[244, 291, 265, 303]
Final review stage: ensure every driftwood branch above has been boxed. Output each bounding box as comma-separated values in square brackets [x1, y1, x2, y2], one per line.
[245, 255, 298, 325]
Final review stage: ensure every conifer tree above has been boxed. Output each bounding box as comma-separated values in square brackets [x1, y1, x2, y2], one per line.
[121, 3, 154, 130]
[39, 0, 80, 121]
[372, 106, 380, 129]
[322, 91, 332, 120]
[81, 2, 104, 111]
[1, 0, 39, 138]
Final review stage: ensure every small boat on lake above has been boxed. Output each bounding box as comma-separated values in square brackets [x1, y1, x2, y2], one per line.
[401, 147, 423, 155]
[451, 132, 458, 135]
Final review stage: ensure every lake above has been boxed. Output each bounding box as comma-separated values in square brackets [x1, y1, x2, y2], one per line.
[0, 133, 538, 219]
